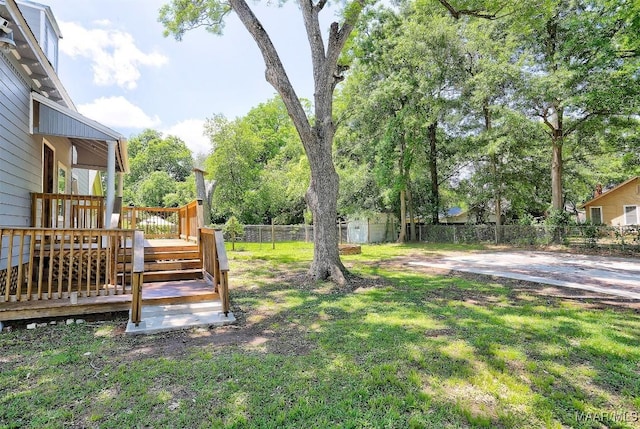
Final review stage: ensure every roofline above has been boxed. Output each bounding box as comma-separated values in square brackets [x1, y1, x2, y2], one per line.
[16, 0, 62, 38]
[579, 176, 640, 209]
[4, 0, 74, 109]
[32, 91, 123, 140]
[32, 91, 130, 174]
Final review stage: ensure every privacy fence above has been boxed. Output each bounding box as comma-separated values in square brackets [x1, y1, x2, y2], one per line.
[218, 222, 640, 252]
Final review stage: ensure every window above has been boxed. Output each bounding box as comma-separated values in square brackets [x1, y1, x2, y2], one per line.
[590, 207, 602, 225]
[624, 205, 638, 225]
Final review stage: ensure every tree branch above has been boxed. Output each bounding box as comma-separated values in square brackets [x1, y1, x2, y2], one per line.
[314, 0, 328, 11]
[300, 0, 327, 86]
[564, 110, 610, 136]
[438, 0, 506, 20]
[228, 0, 313, 144]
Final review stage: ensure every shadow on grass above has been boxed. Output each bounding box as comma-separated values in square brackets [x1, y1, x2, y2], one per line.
[2, 249, 640, 428]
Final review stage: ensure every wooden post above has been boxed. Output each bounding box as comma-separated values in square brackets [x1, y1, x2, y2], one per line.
[271, 219, 275, 250]
[196, 199, 204, 230]
[130, 231, 144, 326]
[194, 168, 212, 226]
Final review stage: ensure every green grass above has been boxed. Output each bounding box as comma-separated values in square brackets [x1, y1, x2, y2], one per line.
[1, 242, 639, 428]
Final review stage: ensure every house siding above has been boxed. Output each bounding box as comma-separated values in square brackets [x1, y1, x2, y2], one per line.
[0, 53, 41, 227]
[584, 178, 640, 225]
[0, 53, 42, 271]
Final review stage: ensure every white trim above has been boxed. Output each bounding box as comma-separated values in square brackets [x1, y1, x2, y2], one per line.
[589, 206, 603, 225]
[4, 0, 74, 108]
[42, 139, 54, 193]
[623, 205, 639, 225]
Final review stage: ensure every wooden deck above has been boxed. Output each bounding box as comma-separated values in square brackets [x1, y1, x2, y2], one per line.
[0, 238, 218, 322]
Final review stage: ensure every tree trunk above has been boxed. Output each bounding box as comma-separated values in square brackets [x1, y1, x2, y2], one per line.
[305, 131, 346, 284]
[228, 0, 361, 284]
[551, 131, 563, 211]
[428, 122, 439, 224]
[407, 184, 416, 241]
[483, 102, 502, 242]
[398, 189, 407, 243]
[397, 131, 407, 243]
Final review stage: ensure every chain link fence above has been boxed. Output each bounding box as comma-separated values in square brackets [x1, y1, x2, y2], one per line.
[214, 222, 640, 252]
[415, 224, 640, 251]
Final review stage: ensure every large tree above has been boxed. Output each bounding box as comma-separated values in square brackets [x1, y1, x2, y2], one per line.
[203, 97, 307, 224]
[160, 0, 367, 283]
[441, 0, 640, 214]
[124, 129, 195, 207]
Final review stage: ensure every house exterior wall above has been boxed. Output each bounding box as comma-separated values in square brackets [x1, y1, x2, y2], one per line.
[0, 53, 41, 228]
[0, 53, 40, 270]
[584, 178, 640, 225]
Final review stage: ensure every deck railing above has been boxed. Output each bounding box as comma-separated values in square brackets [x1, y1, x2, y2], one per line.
[31, 193, 105, 229]
[199, 228, 230, 316]
[121, 206, 181, 238]
[0, 227, 136, 303]
[121, 199, 203, 241]
[180, 200, 203, 242]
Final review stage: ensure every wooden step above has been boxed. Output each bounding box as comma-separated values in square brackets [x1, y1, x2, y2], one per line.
[145, 245, 198, 254]
[141, 268, 203, 283]
[144, 259, 201, 272]
[144, 250, 200, 262]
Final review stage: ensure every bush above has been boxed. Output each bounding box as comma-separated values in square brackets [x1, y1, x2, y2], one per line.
[223, 216, 245, 250]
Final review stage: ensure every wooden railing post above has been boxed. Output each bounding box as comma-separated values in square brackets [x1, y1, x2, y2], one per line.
[196, 199, 204, 229]
[130, 230, 144, 326]
[214, 230, 230, 316]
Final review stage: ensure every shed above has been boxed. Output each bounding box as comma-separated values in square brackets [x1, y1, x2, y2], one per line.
[347, 213, 397, 244]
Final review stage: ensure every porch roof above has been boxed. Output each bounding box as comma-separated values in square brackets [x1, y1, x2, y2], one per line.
[30, 92, 129, 173]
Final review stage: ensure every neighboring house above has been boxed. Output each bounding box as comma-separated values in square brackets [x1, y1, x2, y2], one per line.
[0, 0, 128, 231]
[580, 177, 640, 226]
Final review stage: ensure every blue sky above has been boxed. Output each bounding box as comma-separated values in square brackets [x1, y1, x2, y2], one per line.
[42, 0, 337, 155]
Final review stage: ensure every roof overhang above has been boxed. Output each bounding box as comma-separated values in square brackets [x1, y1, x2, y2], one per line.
[30, 92, 129, 173]
[0, 0, 72, 107]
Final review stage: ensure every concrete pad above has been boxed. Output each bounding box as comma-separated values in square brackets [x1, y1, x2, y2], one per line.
[409, 251, 640, 300]
[125, 301, 235, 335]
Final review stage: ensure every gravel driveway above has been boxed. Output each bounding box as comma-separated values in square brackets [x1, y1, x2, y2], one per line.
[409, 251, 640, 300]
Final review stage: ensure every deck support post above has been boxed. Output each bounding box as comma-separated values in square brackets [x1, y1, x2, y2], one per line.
[130, 230, 145, 326]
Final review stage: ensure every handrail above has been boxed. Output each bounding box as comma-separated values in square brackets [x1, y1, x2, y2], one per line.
[121, 206, 180, 238]
[31, 193, 105, 229]
[129, 230, 145, 326]
[199, 227, 230, 316]
[0, 227, 135, 303]
[179, 199, 203, 242]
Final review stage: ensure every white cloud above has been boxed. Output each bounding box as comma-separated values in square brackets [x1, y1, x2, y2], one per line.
[59, 21, 168, 90]
[92, 19, 112, 27]
[162, 119, 211, 155]
[78, 96, 161, 129]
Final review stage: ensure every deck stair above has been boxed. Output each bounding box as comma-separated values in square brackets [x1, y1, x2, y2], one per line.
[125, 300, 235, 334]
[143, 243, 203, 283]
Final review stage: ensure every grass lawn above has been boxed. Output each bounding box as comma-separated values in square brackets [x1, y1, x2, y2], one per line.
[1, 242, 639, 428]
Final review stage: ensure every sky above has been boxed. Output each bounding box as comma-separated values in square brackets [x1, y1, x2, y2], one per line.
[41, 0, 338, 155]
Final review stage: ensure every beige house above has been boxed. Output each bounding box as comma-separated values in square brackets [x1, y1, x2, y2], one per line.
[580, 177, 640, 225]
